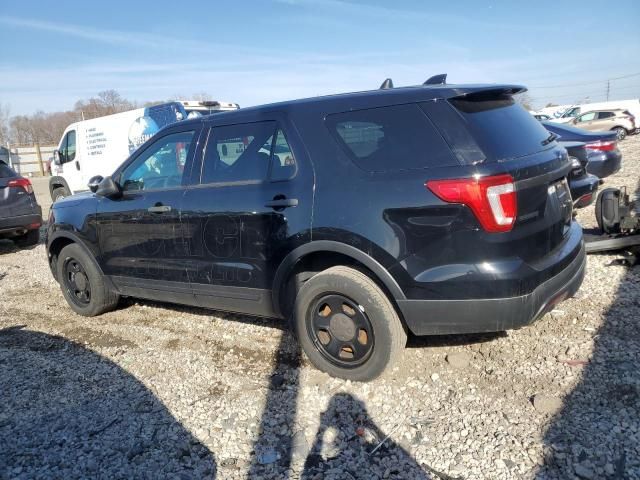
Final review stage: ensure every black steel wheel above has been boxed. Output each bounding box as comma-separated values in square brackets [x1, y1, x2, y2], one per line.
[63, 258, 92, 306]
[307, 293, 375, 368]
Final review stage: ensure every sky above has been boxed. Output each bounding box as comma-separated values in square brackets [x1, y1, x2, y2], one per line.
[0, 0, 639, 115]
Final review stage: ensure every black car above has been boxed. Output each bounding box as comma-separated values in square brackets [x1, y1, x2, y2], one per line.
[542, 121, 622, 179]
[46, 81, 585, 381]
[0, 160, 42, 247]
[561, 141, 600, 208]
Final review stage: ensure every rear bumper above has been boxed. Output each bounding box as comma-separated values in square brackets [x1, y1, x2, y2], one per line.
[398, 238, 586, 336]
[586, 150, 622, 178]
[0, 211, 42, 236]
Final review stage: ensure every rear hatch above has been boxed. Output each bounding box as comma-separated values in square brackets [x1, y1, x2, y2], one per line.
[0, 162, 34, 219]
[422, 89, 574, 262]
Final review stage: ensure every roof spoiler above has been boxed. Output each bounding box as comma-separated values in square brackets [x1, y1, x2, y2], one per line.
[379, 78, 394, 89]
[424, 74, 447, 85]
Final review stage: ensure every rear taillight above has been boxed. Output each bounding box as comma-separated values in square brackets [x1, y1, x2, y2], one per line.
[585, 140, 616, 152]
[426, 174, 517, 233]
[7, 178, 34, 194]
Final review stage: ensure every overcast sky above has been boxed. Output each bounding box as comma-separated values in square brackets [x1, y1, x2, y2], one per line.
[1, 0, 639, 115]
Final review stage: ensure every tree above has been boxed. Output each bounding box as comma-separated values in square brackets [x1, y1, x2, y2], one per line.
[545, 102, 558, 108]
[74, 90, 135, 120]
[0, 103, 10, 145]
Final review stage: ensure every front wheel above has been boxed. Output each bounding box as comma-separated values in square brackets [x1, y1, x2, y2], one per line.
[293, 266, 407, 382]
[613, 127, 627, 141]
[56, 243, 119, 316]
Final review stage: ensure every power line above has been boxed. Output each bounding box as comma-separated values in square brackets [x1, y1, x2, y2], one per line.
[530, 72, 640, 89]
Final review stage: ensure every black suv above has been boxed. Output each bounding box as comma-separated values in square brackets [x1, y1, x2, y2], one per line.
[47, 81, 586, 381]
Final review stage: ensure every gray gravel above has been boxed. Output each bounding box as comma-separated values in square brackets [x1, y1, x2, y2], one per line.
[1, 136, 639, 479]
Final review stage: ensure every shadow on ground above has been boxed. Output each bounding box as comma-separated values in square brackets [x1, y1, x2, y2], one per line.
[0, 326, 217, 479]
[535, 180, 640, 479]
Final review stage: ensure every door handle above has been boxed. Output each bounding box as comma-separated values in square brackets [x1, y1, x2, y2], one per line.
[265, 198, 298, 209]
[147, 205, 172, 213]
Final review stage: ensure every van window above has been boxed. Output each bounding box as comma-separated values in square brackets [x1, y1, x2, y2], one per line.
[67, 130, 76, 162]
[202, 121, 276, 184]
[120, 131, 195, 191]
[326, 104, 458, 172]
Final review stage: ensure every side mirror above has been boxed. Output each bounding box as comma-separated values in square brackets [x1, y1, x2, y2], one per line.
[95, 176, 122, 198]
[88, 175, 104, 193]
[53, 150, 61, 165]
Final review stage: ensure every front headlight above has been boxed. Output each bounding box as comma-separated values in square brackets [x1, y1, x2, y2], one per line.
[570, 157, 582, 169]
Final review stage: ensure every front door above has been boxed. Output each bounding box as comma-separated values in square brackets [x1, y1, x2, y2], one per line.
[180, 118, 313, 317]
[96, 128, 200, 302]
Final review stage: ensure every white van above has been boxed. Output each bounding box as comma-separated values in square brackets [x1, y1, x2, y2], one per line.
[179, 100, 239, 119]
[49, 102, 187, 201]
[550, 99, 640, 123]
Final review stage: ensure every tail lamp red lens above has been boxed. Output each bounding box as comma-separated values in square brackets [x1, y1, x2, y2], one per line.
[426, 174, 517, 232]
[585, 141, 616, 152]
[7, 178, 34, 194]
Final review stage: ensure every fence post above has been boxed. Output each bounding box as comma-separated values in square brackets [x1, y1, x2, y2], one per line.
[35, 143, 45, 176]
[6, 142, 12, 169]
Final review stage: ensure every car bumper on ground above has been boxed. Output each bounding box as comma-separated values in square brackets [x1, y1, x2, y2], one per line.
[570, 172, 599, 208]
[586, 150, 622, 178]
[0, 211, 42, 237]
[397, 225, 586, 336]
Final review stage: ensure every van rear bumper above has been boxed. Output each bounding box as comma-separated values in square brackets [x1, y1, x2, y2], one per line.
[397, 241, 586, 336]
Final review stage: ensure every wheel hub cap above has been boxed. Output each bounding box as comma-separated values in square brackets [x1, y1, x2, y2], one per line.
[329, 313, 356, 341]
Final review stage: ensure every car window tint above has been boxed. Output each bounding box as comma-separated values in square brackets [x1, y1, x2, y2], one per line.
[0, 160, 16, 178]
[270, 128, 297, 181]
[326, 104, 458, 172]
[202, 121, 276, 184]
[120, 131, 194, 192]
[598, 112, 614, 119]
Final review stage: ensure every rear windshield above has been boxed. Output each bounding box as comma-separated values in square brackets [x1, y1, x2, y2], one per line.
[0, 161, 16, 178]
[325, 104, 459, 172]
[445, 93, 553, 162]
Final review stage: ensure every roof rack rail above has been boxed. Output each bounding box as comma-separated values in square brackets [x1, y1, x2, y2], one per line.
[379, 78, 394, 89]
[424, 74, 447, 85]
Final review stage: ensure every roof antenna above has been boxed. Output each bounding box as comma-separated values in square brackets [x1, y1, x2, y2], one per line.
[424, 74, 447, 85]
[379, 78, 394, 89]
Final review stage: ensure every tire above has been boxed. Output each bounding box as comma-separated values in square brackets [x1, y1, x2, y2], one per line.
[13, 229, 39, 248]
[56, 243, 119, 316]
[293, 266, 407, 381]
[613, 127, 627, 141]
[52, 186, 69, 202]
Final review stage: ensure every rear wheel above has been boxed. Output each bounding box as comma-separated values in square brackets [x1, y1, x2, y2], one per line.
[293, 266, 406, 381]
[612, 127, 627, 141]
[56, 243, 119, 316]
[13, 229, 39, 248]
[52, 186, 69, 202]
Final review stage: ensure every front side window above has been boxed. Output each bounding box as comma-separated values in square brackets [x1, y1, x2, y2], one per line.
[120, 130, 195, 192]
[202, 121, 276, 184]
[67, 130, 76, 162]
[326, 104, 458, 172]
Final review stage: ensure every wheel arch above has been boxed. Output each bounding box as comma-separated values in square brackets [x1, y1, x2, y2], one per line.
[272, 240, 406, 319]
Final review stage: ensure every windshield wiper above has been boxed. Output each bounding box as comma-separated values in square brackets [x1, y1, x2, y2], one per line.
[541, 132, 558, 146]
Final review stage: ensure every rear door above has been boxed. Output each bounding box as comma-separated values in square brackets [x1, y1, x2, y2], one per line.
[96, 126, 201, 302]
[180, 115, 313, 317]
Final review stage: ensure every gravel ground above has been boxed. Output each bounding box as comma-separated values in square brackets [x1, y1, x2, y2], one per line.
[1, 136, 639, 480]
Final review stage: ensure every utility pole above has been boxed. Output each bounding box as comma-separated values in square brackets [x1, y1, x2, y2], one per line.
[606, 80, 610, 101]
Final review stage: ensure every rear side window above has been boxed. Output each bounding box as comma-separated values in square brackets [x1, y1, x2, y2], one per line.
[326, 104, 458, 172]
[598, 111, 615, 119]
[202, 121, 276, 184]
[445, 93, 553, 162]
[0, 160, 16, 178]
